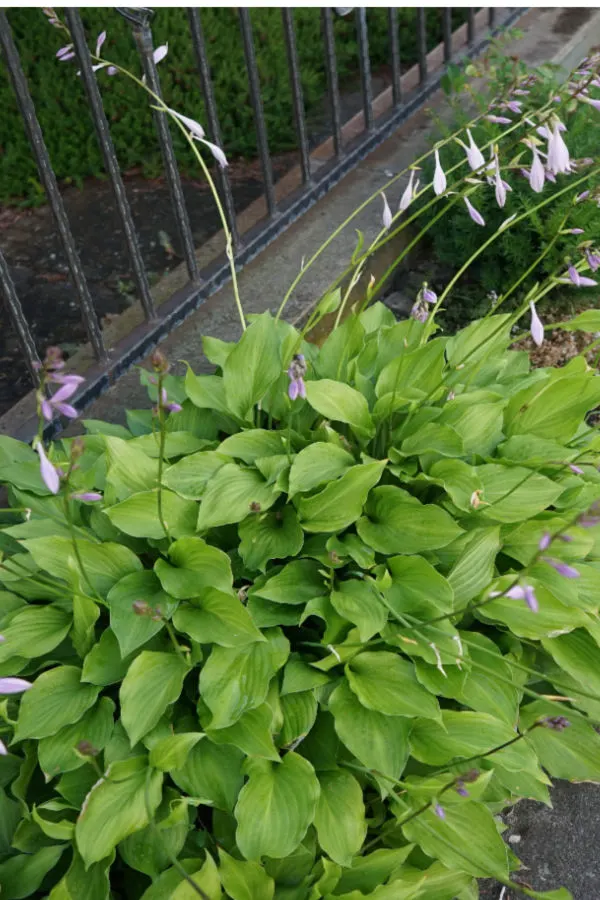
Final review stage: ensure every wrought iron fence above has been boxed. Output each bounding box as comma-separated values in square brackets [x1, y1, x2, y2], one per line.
[0, 6, 523, 440]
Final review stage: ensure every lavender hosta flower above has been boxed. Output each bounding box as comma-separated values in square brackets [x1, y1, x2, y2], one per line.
[505, 100, 522, 114]
[582, 96, 600, 113]
[40, 380, 80, 422]
[569, 463, 584, 475]
[96, 30, 106, 55]
[538, 532, 552, 551]
[464, 196, 485, 226]
[56, 44, 75, 62]
[0, 739, 6, 756]
[287, 354, 307, 401]
[165, 107, 228, 169]
[586, 249, 600, 271]
[567, 265, 597, 287]
[547, 121, 570, 175]
[0, 678, 32, 694]
[530, 301, 544, 347]
[34, 441, 60, 495]
[410, 301, 429, 324]
[399, 169, 418, 212]
[490, 584, 538, 613]
[153, 43, 168, 65]
[455, 781, 469, 797]
[464, 129, 485, 171]
[542, 715, 570, 731]
[529, 146, 545, 193]
[433, 148, 447, 196]
[544, 169, 556, 185]
[544, 558, 580, 579]
[566, 228, 585, 235]
[493, 158, 507, 209]
[485, 114, 512, 124]
[159, 388, 183, 415]
[433, 803, 445, 820]
[71, 491, 103, 502]
[421, 284, 437, 304]
[381, 192, 393, 230]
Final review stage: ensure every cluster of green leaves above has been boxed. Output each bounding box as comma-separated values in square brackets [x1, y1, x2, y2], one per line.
[0, 303, 600, 898]
[1, 7, 468, 205]
[418, 50, 600, 330]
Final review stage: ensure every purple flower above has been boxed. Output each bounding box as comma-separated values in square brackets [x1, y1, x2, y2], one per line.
[538, 532, 551, 551]
[465, 129, 485, 171]
[40, 380, 79, 422]
[569, 464, 584, 475]
[567, 228, 585, 235]
[56, 44, 75, 62]
[433, 803, 445, 820]
[159, 387, 183, 414]
[492, 156, 507, 208]
[567, 265, 597, 287]
[542, 715, 570, 731]
[490, 584, 538, 613]
[34, 441, 60, 495]
[381, 192, 393, 230]
[0, 678, 32, 694]
[530, 301, 544, 347]
[576, 191, 590, 203]
[153, 44, 168, 65]
[529, 147, 545, 193]
[523, 585, 539, 613]
[485, 115, 512, 124]
[410, 302, 429, 323]
[544, 558, 580, 579]
[513, 89, 530, 96]
[287, 354, 307, 401]
[583, 97, 600, 113]
[165, 107, 228, 168]
[586, 250, 600, 272]
[505, 100, 522, 114]
[547, 121, 570, 175]
[579, 515, 600, 528]
[71, 492, 103, 502]
[95, 31, 106, 56]
[422, 285, 437, 304]
[464, 196, 485, 226]
[399, 170, 418, 212]
[433, 148, 447, 196]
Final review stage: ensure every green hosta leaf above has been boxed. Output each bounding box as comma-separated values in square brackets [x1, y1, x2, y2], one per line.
[208, 704, 279, 761]
[197, 463, 280, 531]
[448, 526, 501, 605]
[559, 309, 600, 332]
[279, 691, 317, 748]
[305, 379, 374, 440]
[82, 629, 133, 686]
[71, 593, 99, 659]
[200, 641, 277, 729]
[218, 848, 275, 900]
[14, 665, 100, 742]
[173, 851, 221, 900]
[185, 369, 231, 415]
[162, 451, 228, 500]
[330, 580, 387, 641]
[521, 701, 600, 781]
[399, 423, 464, 459]
[505, 373, 600, 442]
[120, 651, 188, 746]
[475, 465, 563, 524]
[172, 739, 244, 812]
[106, 489, 197, 539]
[316, 315, 365, 382]
[542, 629, 600, 697]
[148, 733, 204, 771]
[346, 652, 441, 720]
[75, 756, 162, 866]
[429, 459, 483, 512]
[376, 339, 446, 399]
[108, 570, 177, 657]
[0, 604, 71, 662]
[173, 588, 263, 648]
[235, 753, 320, 860]
[446, 314, 513, 370]
[334, 847, 414, 895]
[154, 536, 233, 598]
[128, 432, 207, 459]
[387, 555, 454, 615]
[297, 461, 386, 533]
[357, 486, 463, 555]
[281, 658, 331, 695]
[314, 769, 366, 866]
[0, 845, 65, 900]
[439, 397, 505, 457]
[253, 559, 326, 605]
[239, 506, 304, 572]
[402, 801, 509, 879]
[288, 442, 355, 497]
[47, 849, 114, 900]
[119, 792, 190, 880]
[219, 430, 286, 464]
[203, 335, 235, 367]
[223, 312, 282, 420]
[104, 436, 158, 499]
[458, 633, 520, 726]
[38, 697, 115, 778]
[23, 538, 142, 597]
[329, 681, 412, 785]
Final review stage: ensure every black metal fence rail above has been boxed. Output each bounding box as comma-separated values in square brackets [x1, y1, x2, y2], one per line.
[0, 6, 523, 441]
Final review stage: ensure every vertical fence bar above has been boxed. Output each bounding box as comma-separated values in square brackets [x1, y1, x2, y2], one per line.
[322, 8, 342, 157]
[187, 8, 240, 248]
[416, 8, 428, 83]
[355, 8, 373, 131]
[122, 9, 200, 282]
[467, 8, 476, 44]
[0, 12, 105, 361]
[238, 9, 276, 218]
[0, 248, 41, 386]
[281, 8, 311, 185]
[388, 8, 402, 107]
[64, 8, 155, 320]
[443, 8, 453, 62]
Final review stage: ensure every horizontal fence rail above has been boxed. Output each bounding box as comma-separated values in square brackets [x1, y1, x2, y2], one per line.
[0, 6, 523, 442]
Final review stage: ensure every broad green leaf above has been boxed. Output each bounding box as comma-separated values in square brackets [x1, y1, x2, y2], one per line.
[475, 465, 563, 523]
[203, 334, 235, 366]
[14, 665, 100, 742]
[330, 580, 387, 641]
[399, 423, 464, 459]
[0, 604, 71, 662]
[119, 792, 190, 880]
[297, 461, 386, 533]
[148, 733, 204, 771]
[559, 309, 600, 332]
[104, 436, 158, 499]
[0, 845, 65, 900]
[163, 451, 229, 500]
[357, 486, 462, 555]
[172, 739, 244, 812]
[185, 369, 230, 415]
[71, 593, 99, 659]
[458, 633, 520, 725]
[279, 691, 317, 748]
[218, 848, 275, 900]
[542, 629, 600, 697]
[173, 588, 263, 648]
[448, 526, 501, 604]
[154, 536, 233, 598]
[120, 651, 189, 746]
[376, 339, 446, 399]
[329, 681, 412, 785]
[208, 704, 279, 761]
[316, 315, 365, 382]
[197, 463, 280, 531]
[200, 641, 277, 729]
[106, 489, 197, 539]
[75, 756, 162, 866]
[23, 537, 142, 597]
[445, 314, 512, 370]
[253, 559, 326, 605]
[239, 506, 304, 572]
[314, 769, 366, 866]
[235, 753, 320, 860]
[48, 849, 114, 900]
[402, 801, 509, 879]
[281, 658, 331, 695]
[223, 312, 281, 420]
[505, 373, 600, 442]
[219, 430, 286, 464]
[38, 697, 115, 777]
[439, 399, 505, 457]
[387, 556, 454, 615]
[136, 861, 207, 900]
[172, 851, 222, 900]
[108, 570, 178, 657]
[346, 652, 440, 720]
[334, 847, 414, 894]
[429, 459, 483, 512]
[305, 379, 374, 440]
[521, 700, 600, 781]
[288, 442, 355, 497]
[82, 628, 133, 686]
[395, 861, 474, 900]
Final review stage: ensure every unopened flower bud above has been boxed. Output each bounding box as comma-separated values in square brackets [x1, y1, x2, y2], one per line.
[77, 740, 99, 757]
[150, 349, 170, 374]
[249, 501, 261, 513]
[542, 715, 570, 731]
[132, 600, 151, 616]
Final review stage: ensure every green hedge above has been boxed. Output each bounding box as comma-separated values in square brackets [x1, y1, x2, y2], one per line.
[1, 8, 468, 205]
